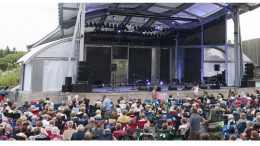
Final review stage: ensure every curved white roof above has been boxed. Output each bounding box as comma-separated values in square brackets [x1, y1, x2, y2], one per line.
[17, 37, 72, 64]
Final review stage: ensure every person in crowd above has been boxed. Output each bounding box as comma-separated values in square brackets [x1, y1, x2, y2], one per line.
[71, 124, 85, 140]
[101, 95, 113, 114]
[138, 123, 155, 140]
[1, 88, 260, 141]
[192, 84, 201, 97]
[63, 121, 76, 140]
[49, 126, 63, 140]
[184, 108, 206, 140]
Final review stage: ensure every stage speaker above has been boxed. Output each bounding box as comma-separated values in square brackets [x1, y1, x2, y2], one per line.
[244, 63, 254, 80]
[168, 85, 177, 90]
[209, 84, 220, 89]
[72, 84, 92, 93]
[138, 85, 148, 91]
[200, 84, 208, 89]
[214, 64, 220, 71]
[241, 80, 255, 87]
[148, 86, 161, 91]
[110, 64, 117, 71]
[62, 85, 72, 92]
[78, 61, 90, 81]
[185, 83, 193, 90]
[65, 77, 72, 87]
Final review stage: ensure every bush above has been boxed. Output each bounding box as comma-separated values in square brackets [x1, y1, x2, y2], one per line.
[0, 67, 21, 86]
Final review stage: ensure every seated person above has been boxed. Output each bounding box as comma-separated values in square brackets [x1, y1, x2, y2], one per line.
[127, 118, 137, 134]
[117, 127, 135, 140]
[137, 113, 149, 129]
[99, 128, 113, 140]
[138, 123, 155, 140]
[113, 123, 126, 139]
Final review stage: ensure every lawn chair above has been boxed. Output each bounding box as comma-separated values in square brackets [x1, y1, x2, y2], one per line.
[155, 129, 170, 140]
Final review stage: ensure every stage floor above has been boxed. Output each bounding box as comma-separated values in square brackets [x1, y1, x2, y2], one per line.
[91, 85, 232, 93]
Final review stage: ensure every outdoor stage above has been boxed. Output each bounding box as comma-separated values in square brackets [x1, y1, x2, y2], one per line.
[17, 86, 260, 105]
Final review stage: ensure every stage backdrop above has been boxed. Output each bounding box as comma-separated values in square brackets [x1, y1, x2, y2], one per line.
[184, 48, 201, 83]
[129, 48, 151, 83]
[160, 48, 170, 83]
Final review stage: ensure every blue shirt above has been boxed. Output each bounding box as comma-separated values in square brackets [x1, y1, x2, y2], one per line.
[102, 98, 112, 112]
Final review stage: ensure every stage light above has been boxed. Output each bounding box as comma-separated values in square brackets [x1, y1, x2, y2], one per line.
[172, 21, 175, 24]
[156, 25, 160, 29]
[160, 81, 163, 85]
[147, 82, 151, 85]
[102, 84, 105, 87]
[117, 30, 121, 33]
[113, 16, 116, 20]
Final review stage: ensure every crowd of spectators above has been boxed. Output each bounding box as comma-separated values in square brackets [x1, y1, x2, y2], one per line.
[1, 89, 260, 141]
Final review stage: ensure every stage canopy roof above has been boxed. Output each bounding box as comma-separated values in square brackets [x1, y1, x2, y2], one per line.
[29, 3, 260, 48]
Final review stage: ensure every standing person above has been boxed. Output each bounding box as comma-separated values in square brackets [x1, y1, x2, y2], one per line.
[192, 84, 201, 98]
[151, 87, 158, 100]
[101, 95, 113, 114]
[184, 108, 206, 140]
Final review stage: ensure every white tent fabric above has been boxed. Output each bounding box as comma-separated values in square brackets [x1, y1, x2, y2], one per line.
[18, 38, 76, 92]
[23, 61, 32, 91]
[42, 60, 76, 91]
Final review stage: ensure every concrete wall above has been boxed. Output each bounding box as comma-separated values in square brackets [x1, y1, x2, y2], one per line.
[16, 87, 260, 105]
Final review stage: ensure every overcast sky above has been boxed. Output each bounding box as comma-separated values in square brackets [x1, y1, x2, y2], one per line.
[0, 2, 259, 51]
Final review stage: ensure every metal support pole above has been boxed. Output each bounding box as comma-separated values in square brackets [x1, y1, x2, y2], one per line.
[174, 34, 179, 80]
[233, 6, 242, 87]
[224, 14, 228, 86]
[201, 24, 204, 84]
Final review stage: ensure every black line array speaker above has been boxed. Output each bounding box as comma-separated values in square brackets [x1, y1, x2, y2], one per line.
[168, 85, 177, 90]
[214, 64, 220, 71]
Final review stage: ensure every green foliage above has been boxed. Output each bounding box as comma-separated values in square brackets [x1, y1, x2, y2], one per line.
[0, 67, 21, 86]
[0, 49, 27, 86]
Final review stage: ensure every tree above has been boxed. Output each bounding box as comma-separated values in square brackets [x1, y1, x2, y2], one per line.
[0, 49, 4, 58]
[5, 46, 11, 55]
[12, 47, 17, 53]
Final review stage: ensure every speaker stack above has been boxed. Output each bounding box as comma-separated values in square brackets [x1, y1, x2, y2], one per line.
[241, 63, 255, 87]
[62, 77, 72, 92]
[244, 63, 254, 80]
[78, 61, 90, 82]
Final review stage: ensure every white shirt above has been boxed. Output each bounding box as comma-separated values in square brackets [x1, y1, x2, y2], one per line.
[194, 86, 199, 95]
